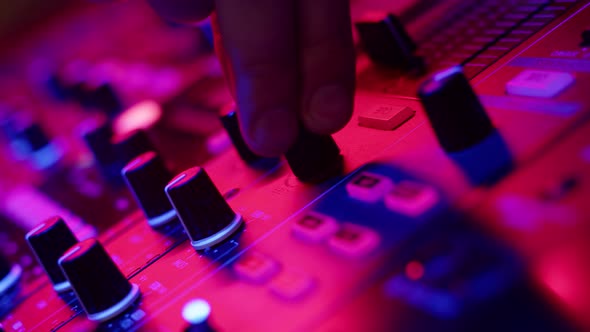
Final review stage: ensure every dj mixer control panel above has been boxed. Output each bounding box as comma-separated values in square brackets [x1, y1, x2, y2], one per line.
[0, 0, 590, 331]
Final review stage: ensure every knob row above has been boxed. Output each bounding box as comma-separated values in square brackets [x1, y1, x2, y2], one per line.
[26, 217, 139, 322]
[122, 151, 243, 250]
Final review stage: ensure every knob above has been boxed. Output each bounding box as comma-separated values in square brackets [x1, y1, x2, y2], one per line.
[356, 14, 425, 73]
[0, 254, 21, 300]
[182, 299, 216, 332]
[112, 130, 157, 168]
[58, 239, 140, 322]
[82, 120, 119, 178]
[80, 83, 123, 118]
[165, 167, 243, 250]
[285, 128, 343, 183]
[26, 216, 78, 292]
[220, 109, 263, 164]
[6, 116, 62, 169]
[582, 29, 590, 47]
[418, 66, 494, 152]
[122, 151, 176, 227]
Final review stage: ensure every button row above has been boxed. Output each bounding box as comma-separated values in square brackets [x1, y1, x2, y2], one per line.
[346, 171, 439, 217]
[233, 252, 315, 301]
[292, 211, 381, 258]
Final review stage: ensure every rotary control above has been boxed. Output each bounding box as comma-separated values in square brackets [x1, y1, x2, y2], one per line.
[285, 128, 343, 183]
[0, 254, 21, 311]
[356, 14, 425, 73]
[58, 239, 140, 322]
[82, 120, 119, 180]
[220, 109, 263, 164]
[122, 151, 177, 227]
[418, 66, 494, 152]
[112, 130, 157, 168]
[26, 216, 78, 292]
[165, 167, 243, 250]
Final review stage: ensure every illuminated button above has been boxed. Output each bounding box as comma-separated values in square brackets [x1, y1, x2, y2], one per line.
[328, 223, 380, 258]
[384, 180, 439, 217]
[358, 105, 415, 130]
[346, 172, 394, 203]
[233, 252, 280, 283]
[269, 270, 315, 300]
[506, 70, 575, 98]
[291, 212, 339, 243]
[182, 299, 212, 326]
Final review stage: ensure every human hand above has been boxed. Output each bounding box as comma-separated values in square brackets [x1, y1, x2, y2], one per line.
[148, 0, 355, 156]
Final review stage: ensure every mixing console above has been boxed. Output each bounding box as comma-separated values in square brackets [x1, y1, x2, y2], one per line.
[0, 0, 589, 331]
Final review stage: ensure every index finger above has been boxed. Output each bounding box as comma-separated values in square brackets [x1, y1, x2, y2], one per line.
[215, 0, 299, 157]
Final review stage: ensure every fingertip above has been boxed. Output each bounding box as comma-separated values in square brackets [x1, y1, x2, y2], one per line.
[241, 108, 298, 157]
[302, 84, 354, 135]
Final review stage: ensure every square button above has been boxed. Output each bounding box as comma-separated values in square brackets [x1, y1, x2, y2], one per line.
[506, 70, 574, 98]
[234, 251, 280, 283]
[384, 180, 439, 217]
[292, 212, 339, 243]
[358, 105, 415, 130]
[328, 223, 380, 258]
[346, 172, 394, 203]
[269, 270, 315, 301]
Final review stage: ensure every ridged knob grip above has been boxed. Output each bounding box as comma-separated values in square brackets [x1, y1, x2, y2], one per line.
[59, 239, 140, 322]
[285, 128, 343, 183]
[122, 151, 176, 227]
[418, 66, 494, 152]
[165, 167, 242, 250]
[26, 216, 78, 292]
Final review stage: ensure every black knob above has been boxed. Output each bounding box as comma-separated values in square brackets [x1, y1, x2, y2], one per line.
[112, 130, 157, 168]
[220, 109, 263, 164]
[17, 123, 50, 153]
[80, 83, 123, 118]
[356, 14, 425, 73]
[58, 239, 140, 322]
[285, 128, 343, 183]
[418, 66, 494, 152]
[122, 151, 176, 227]
[83, 120, 118, 176]
[0, 254, 21, 298]
[165, 167, 243, 250]
[582, 29, 590, 47]
[26, 216, 78, 292]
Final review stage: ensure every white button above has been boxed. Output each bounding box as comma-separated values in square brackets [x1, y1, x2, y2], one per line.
[292, 212, 339, 243]
[358, 105, 415, 130]
[234, 252, 280, 283]
[346, 172, 394, 203]
[506, 70, 574, 98]
[328, 223, 380, 258]
[269, 270, 315, 300]
[384, 180, 439, 217]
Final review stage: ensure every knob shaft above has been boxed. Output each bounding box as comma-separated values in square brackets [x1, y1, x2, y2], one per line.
[26, 216, 78, 292]
[285, 128, 343, 183]
[165, 167, 243, 250]
[122, 151, 176, 227]
[59, 239, 140, 322]
[418, 66, 494, 152]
